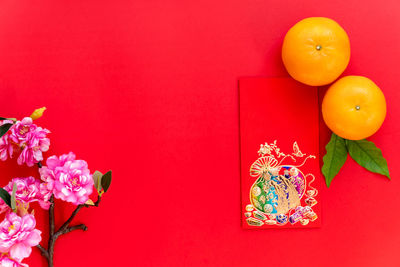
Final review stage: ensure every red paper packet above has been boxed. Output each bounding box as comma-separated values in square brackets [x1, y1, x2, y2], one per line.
[239, 77, 321, 228]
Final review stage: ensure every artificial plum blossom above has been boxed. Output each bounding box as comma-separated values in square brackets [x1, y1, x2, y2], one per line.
[0, 117, 50, 167]
[45, 152, 76, 169]
[0, 134, 13, 162]
[0, 255, 28, 267]
[9, 118, 36, 144]
[0, 213, 41, 262]
[40, 152, 94, 205]
[0, 120, 15, 161]
[0, 256, 28, 267]
[0, 177, 50, 214]
[16, 127, 50, 167]
[9, 117, 50, 167]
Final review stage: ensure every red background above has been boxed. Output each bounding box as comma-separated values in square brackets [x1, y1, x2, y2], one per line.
[0, 0, 399, 266]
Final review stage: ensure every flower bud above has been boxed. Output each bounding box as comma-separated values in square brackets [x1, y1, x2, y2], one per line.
[30, 107, 46, 120]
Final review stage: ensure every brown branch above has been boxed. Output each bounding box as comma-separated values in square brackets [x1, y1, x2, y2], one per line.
[36, 244, 48, 259]
[47, 195, 55, 267]
[58, 206, 83, 232]
[56, 195, 101, 234]
[64, 224, 88, 234]
[67, 224, 88, 232]
[49, 196, 55, 236]
[54, 224, 88, 239]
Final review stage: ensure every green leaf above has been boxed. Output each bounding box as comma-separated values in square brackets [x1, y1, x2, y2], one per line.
[0, 118, 16, 121]
[0, 123, 13, 138]
[0, 188, 11, 207]
[92, 170, 103, 193]
[347, 139, 390, 179]
[322, 133, 348, 187]
[11, 183, 17, 212]
[101, 171, 112, 193]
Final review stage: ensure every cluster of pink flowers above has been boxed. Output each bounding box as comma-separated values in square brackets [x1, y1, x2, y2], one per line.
[40, 152, 94, 205]
[0, 151, 95, 266]
[0, 213, 41, 265]
[0, 177, 48, 266]
[0, 113, 102, 267]
[0, 118, 50, 167]
[0, 177, 51, 214]
[0, 152, 95, 266]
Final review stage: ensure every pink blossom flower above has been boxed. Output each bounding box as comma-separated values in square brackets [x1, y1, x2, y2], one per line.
[45, 152, 76, 170]
[17, 128, 50, 167]
[0, 177, 50, 214]
[0, 213, 41, 261]
[7, 117, 50, 167]
[40, 153, 94, 205]
[9, 118, 36, 144]
[0, 120, 15, 161]
[0, 255, 28, 267]
[0, 134, 13, 161]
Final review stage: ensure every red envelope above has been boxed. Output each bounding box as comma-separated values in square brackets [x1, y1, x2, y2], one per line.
[239, 77, 321, 228]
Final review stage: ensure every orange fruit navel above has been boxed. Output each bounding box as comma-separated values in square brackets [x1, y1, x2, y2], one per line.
[322, 76, 387, 140]
[282, 17, 351, 86]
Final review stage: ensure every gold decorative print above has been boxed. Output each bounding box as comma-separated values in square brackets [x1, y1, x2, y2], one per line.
[245, 140, 318, 227]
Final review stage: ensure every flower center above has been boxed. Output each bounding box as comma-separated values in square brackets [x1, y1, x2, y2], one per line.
[19, 126, 30, 135]
[8, 224, 15, 232]
[70, 177, 80, 187]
